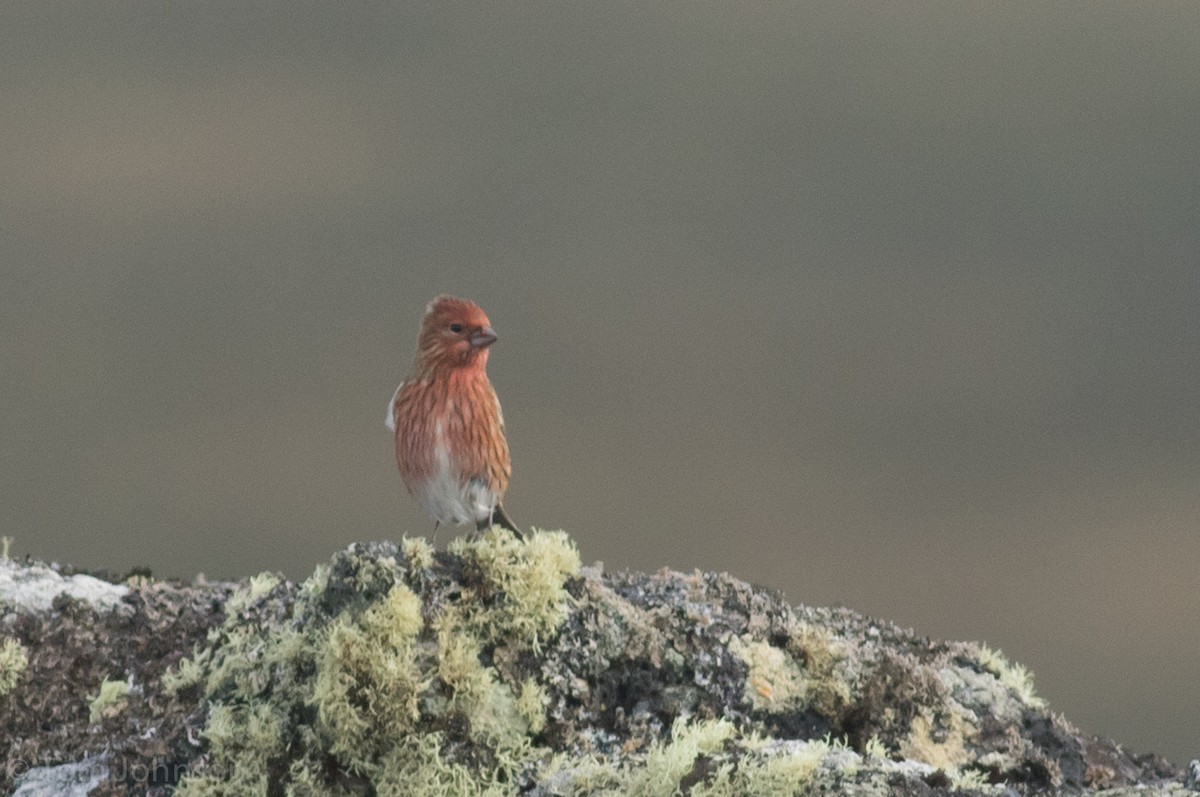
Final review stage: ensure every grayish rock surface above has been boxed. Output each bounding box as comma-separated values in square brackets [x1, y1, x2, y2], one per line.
[0, 560, 129, 615]
[10, 756, 109, 797]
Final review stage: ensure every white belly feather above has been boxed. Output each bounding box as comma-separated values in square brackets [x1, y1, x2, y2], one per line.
[414, 419, 498, 526]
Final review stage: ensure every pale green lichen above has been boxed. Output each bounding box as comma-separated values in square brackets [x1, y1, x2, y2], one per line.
[516, 679, 547, 735]
[729, 636, 808, 711]
[174, 533, 581, 796]
[314, 583, 430, 769]
[433, 614, 531, 751]
[899, 708, 977, 771]
[0, 637, 27, 696]
[402, 535, 436, 573]
[978, 644, 1047, 708]
[541, 724, 887, 797]
[951, 766, 1001, 792]
[786, 620, 854, 716]
[224, 571, 282, 616]
[161, 650, 208, 695]
[863, 734, 888, 760]
[449, 529, 581, 650]
[706, 737, 832, 796]
[89, 677, 131, 723]
[622, 717, 737, 796]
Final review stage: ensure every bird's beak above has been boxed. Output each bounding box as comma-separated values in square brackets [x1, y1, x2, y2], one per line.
[469, 326, 498, 349]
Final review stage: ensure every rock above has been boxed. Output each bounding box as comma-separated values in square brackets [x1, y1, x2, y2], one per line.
[10, 756, 109, 797]
[0, 559, 130, 615]
[0, 533, 1193, 796]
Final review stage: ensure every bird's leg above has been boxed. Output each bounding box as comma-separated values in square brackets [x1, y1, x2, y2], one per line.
[477, 504, 522, 540]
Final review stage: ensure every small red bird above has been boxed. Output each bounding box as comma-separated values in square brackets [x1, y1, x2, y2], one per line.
[386, 295, 520, 536]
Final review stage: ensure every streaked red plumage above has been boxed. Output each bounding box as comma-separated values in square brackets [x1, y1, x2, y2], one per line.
[386, 295, 518, 535]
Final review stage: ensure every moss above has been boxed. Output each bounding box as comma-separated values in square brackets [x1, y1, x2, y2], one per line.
[0, 637, 27, 696]
[433, 614, 529, 750]
[88, 677, 131, 723]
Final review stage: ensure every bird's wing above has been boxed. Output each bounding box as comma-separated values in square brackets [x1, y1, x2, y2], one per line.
[385, 381, 403, 431]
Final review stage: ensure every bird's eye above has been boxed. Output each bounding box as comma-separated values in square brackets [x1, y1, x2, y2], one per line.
[449, 323, 464, 333]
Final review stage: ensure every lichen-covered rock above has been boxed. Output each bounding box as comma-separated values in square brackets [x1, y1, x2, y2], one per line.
[0, 537, 1193, 797]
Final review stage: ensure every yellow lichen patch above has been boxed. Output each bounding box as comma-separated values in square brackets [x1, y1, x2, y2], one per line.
[366, 580, 425, 639]
[0, 638, 28, 696]
[729, 636, 808, 711]
[88, 677, 131, 723]
[978, 644, 1047, 708]
[449, 529, 581, 650]
[899, 709, 976, 771]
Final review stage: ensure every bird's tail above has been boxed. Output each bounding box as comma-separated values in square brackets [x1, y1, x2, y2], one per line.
[478, 503, 523, 539]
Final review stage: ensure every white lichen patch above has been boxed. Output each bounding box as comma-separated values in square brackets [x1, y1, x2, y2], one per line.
[0, 559, 129, 615]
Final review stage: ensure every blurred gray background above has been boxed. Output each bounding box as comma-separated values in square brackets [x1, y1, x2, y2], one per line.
[2, 2, 1197, 764]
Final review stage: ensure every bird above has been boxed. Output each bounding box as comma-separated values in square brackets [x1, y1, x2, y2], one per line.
[386, 295, 521, 538]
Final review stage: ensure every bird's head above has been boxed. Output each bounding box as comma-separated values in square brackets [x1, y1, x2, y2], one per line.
[414, 295, 498, 373]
